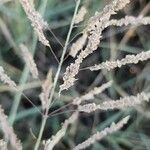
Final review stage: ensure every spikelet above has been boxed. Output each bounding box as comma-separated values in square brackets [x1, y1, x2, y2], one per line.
[69, 33, 88, 58]
[73, 81, 112, 105]
[78, 92, 150, 113]
[43, 112, 78, 150]
[20, 0, 50, 46]
[109, 16, 150, 27]
[0, 139, 7, 150]
[39, 69, 53, 110]
[74, 6, 87, 24]
[60, 32, 101, 91]
[20, 44, 38, 79]
[0, 105, 22, 150]
[0, 66, 16, 88]
[86, 0, 130, 34]
[73, 116, 130, 150]
[60, 0, 130, 91]
[90, 50, 150, 71]
[59, 60, 81, 92]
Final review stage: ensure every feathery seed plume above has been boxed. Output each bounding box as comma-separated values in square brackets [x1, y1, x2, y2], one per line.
[39, 69, 53, 110]
[109, 16, 150, 27]
[20, 44, 38, 79]
[74, 6, 87, 24]
[73, 116, 130, 150]
[78, 92, 150, 113]
[20, 0, 50, 46]
[0, 66, 16, 88]
[0, 105, 22, 150]
[69, 33, 88, 58]
[90, 50, 150, 71]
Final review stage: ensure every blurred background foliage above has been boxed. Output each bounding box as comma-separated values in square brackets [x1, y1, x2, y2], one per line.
[0, 0, 150, 149]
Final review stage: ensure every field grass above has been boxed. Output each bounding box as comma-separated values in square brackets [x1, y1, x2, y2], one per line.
[0, 0, 150, 149]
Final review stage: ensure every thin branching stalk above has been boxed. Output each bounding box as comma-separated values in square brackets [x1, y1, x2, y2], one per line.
[34, 1, 81, 149]
[43, 81, 112, 149]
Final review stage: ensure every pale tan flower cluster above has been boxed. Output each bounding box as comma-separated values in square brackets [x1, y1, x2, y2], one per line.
[86, 0, 130, 34]
[20, 0, 49, 46]
[0, 66, 16, 88]
[44, 112, 78, 150]
[90, 50, 150, 71]
[60, 0, 130, 91]
[0, 105, 22, 150]
[60, 26, 102, 92]
[73, 116, 130, 150]
[78, 92, 150, 113]
[109, 16, 150, 27]
[20, 44, 38, 79]
[39, 69, 53, 110]
[74, 6, 87, 24]
[69, 33, 88, 58]
[73, 81, 112, 105]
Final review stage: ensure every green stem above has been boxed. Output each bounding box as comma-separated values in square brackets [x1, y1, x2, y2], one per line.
[34, 1, 81, 149]
[9, 66, 31, 125]
[8, 0, 48, 125]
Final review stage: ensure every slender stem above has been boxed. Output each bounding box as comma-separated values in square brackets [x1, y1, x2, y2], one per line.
[9, 66, 31, 125]
[34, 1, 81, 149]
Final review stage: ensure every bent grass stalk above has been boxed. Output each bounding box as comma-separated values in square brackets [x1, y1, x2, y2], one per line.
[34, 0, 81, 149]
